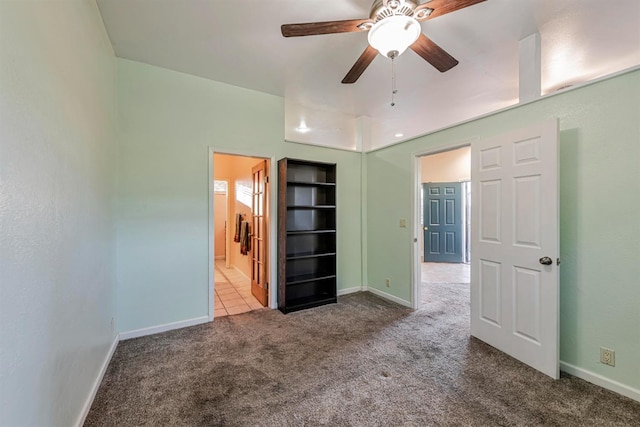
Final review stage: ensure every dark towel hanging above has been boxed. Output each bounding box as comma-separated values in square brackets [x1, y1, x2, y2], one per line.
[240, 221, 251, 255]
[234, 213, 241, 243]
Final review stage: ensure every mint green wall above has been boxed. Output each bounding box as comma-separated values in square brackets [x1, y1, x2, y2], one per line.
[366, 70, 640, 392]
[116, 59, 363, 332]
[0, 2, 117, 425]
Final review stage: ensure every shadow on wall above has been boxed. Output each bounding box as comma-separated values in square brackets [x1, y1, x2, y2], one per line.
[558, 127, 579, 362]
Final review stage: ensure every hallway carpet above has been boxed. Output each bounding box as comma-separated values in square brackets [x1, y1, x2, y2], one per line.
[85, 286, 640, 426]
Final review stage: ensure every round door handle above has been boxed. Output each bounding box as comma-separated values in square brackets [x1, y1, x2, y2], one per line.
[424, 227, 428, 230]
[539, 256, 553, 265]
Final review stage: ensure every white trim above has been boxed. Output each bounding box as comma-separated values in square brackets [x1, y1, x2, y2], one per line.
[366, 287, 413, 308]
[411, 155, 421, 310]
[119, 316, 209, 341]
[560, 361, 640, 402]
[337, 286, 363, 296]
[75, 334, 120, 427]
[267, 156, 277, 309]
[208, 148, 215, 321]
[412, 138, 478, 159]
[284, 139, 359, 153]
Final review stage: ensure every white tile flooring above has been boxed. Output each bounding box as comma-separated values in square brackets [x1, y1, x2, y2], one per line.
[214, 260, 264, 318]
[421, 262, 470, 284]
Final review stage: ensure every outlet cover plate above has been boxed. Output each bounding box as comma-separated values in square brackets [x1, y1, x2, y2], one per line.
[600, 347, 615, 367]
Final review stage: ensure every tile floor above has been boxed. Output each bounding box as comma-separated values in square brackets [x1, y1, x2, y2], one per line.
[421, 262, 470, 284]
[214, 260, 265, 318]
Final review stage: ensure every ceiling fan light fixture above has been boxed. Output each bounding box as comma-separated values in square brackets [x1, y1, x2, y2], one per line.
[367, 15, 421, 58]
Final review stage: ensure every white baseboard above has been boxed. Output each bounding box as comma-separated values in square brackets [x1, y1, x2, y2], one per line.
[337, 286, 363, 296]
[560, 361, 640, 402]
[76, 333, 120, 427]
[365, 286, 413, 308]
[119, 316, 210, 340]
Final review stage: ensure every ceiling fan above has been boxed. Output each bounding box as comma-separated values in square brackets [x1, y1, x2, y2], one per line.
[281, 0, 486, 84]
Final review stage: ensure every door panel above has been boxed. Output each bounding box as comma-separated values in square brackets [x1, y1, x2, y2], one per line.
[423, 182, 464, 263]
[514, 175, 541, 247]
[479, 180, 501, 243]
[479, 259, 501, 326]
[471, 119, 559, 379]
[513, 266, 541, 343]
[251, 160, 268, 307]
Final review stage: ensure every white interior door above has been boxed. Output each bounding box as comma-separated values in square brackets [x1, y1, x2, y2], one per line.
[471, 119, 560, 379]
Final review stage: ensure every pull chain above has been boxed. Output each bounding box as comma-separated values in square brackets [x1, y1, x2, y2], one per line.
[390, 51, 398, 107]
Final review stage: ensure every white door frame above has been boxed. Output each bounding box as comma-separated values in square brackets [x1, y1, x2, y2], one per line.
[208, 147, 278, 321]
[411, 140, 476, 309]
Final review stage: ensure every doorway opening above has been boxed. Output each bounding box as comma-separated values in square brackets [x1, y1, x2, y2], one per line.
[212, 152, 271, 318]
[415, 146, 471, 310]
[413, 121, 560, 378]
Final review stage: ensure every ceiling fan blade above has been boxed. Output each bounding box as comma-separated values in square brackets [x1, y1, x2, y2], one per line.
[281, 19, 372, 37]
[415, 0, 486, 21]
[410, 33, 458, 72]
[342, 45, 379, 84]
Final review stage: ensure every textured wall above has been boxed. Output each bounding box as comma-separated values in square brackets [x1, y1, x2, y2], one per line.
[366, 70, 640, 395]
[0, 2, 117, 425]
[116, 59, 364, 333]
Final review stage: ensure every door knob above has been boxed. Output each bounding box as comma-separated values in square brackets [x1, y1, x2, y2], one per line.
[539, 256, 553, 265]
[424, 226, 428, 230]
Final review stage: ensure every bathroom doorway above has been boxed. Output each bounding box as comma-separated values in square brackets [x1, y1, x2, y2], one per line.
[212, 152, 271, 318]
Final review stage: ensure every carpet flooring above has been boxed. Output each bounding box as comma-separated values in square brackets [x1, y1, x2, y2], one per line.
[85, 284, 640, 426]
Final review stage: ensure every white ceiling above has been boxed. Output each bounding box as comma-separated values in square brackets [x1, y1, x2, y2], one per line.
[96, 0, 640, 151]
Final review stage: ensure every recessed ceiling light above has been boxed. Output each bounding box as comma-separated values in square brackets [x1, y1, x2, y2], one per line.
[296, 122, 310, 133]
[395, 133, 404, 138]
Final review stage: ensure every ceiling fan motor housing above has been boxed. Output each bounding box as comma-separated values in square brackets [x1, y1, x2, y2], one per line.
[370, 0, 420, 21]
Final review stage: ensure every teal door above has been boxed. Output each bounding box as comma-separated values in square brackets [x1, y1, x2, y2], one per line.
[423, 182, 464, 263]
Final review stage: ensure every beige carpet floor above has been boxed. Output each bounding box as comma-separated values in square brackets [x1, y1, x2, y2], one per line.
[85, 284, 640, 426]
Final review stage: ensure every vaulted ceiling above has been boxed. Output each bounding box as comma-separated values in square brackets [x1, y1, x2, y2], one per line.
[97, 0, 640, 151]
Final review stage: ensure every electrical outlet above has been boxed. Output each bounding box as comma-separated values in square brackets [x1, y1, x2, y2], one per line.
[600, 347, 615, 367]
[399, 219, 407, 228]
[385, 278, 391, 287]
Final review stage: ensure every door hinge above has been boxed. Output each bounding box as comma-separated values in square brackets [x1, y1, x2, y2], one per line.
[264, 282, 269, 290]
[264, 176, 269, 184]
[557, 258, 561, 266]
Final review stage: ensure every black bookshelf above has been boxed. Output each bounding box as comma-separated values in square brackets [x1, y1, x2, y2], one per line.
[278, 158, 337, 313]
